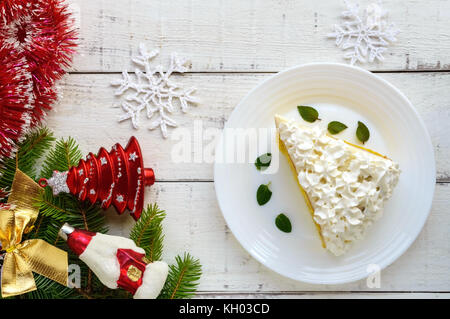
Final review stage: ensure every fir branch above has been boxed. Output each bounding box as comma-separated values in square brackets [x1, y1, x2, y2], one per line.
[23, 274, 76, 299]
[0, 127, 54, 189]
[0, 129, 113, 299]
[37, 189, 78, 221]
[35, 135, 107, 233]
[27, 214, 55, 243]
[35, 188, 108, 235]
[0, 129, 203, 300]
[158, 253, 202, 299]
[130, 203, 165, 262]
[40, 137, 82, 178]
[23, 133, 108, 299]
[74, 288, 93, 299]
[35, 191, 108, 244]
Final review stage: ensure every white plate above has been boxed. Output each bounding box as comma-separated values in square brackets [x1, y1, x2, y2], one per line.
[214, 63, 435, 284]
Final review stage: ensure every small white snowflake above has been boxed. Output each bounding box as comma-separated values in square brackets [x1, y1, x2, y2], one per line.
[78, 169, 84, 176]
[111, 43, 199, 138]
[116, 195, 124, 203]
[129, 152, 138, 162]
[90, 189, 96, 195]
[328, 1, 399, 65]
[100, 157, 107, 166]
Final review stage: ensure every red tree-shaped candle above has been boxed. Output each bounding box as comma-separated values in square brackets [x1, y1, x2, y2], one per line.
[40, 137, 155, 220]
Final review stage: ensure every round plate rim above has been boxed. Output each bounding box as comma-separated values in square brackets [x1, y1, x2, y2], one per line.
[213, 62, 436, 284]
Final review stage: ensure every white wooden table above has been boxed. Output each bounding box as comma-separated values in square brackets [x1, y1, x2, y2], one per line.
[49, 0, 450, 298]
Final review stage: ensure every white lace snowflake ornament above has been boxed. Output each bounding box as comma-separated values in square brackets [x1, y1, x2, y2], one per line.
[328, 1, 399, 65]
[111, 43, 199, 138]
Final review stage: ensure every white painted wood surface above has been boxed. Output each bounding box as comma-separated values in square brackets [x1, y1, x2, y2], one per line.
[70, 0, 450, 72]
[105, 182, 450, 293]
[196, 292, 450, 299]
[50, 72, 450, 181]
[46, 0, 450, 297]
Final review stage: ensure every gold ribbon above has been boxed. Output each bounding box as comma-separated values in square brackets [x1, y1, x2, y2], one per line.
[0, 169, 68, 298]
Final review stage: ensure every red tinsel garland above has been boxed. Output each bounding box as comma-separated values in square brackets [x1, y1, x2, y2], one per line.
[0, 188, 9, 202]
[0, 47, 33, 163]
[0, 0, 77, 164]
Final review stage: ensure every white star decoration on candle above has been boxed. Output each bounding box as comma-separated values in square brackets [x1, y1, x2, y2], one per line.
[47, 171, 70, 196]
[129, 152, 138, 162]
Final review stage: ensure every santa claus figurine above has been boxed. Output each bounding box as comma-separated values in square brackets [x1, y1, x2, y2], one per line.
[59, 223, 168, 299]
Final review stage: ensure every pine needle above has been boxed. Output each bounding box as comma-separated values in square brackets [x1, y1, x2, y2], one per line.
[40, 137, 82, 178]
[129, 203, 165, 262]
[158, 253, 202, 299]
[35, 187, 108, 235]
[0, 127, 54, 189]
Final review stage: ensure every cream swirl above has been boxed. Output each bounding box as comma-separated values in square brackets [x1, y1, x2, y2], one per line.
[278, 119, 400, 256]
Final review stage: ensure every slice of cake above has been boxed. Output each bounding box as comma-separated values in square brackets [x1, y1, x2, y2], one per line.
[275, 115, 400, 256]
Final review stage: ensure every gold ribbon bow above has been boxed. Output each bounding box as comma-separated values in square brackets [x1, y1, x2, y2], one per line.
[0, 169, 68, 298]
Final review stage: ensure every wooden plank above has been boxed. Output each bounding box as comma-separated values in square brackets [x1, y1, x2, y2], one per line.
[48, 72, 450, 181]
[195, 292, 450, 299]
[104, 182, 450, 292]
[69, 0, 450, 72]
[44, 0, 449, 297]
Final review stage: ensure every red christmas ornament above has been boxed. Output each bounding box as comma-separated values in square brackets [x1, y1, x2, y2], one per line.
[59, 223, 168, 299]
[0, 0, 77, 123]
[40, 137, 155, 220]
[0, 46, 34, 165]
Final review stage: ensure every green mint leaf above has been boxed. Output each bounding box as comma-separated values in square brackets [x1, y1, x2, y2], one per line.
[275, 213, 292, 233]
[297, 105, 319, 123]
[255, 153, 272, 171]
[327, 121, 348, 135]
[356, 121, 370, 144]
[257, 182, 272, 206]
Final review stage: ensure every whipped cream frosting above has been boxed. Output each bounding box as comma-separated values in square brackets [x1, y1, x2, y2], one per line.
[278, 118, 400, 256]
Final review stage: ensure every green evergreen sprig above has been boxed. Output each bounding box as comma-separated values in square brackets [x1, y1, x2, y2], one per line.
[130, 203, 166, 262]
[130, 204, 203, 299]
[0, 128, 202, 299]
[0, 127, 54, 191]
[159, 253, 202, 299]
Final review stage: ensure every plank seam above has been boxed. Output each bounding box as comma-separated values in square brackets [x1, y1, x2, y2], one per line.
[155, 180, 450, 184]
[195, 291, 450, 294]
[68, 70, 450, 75]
